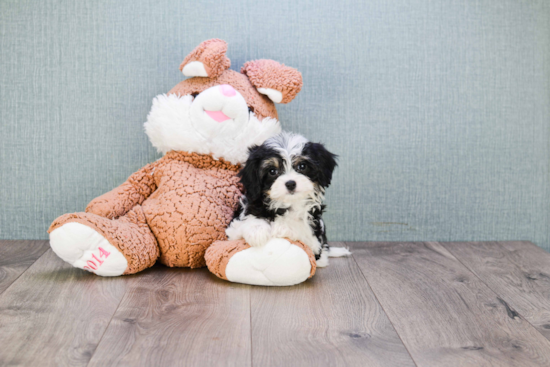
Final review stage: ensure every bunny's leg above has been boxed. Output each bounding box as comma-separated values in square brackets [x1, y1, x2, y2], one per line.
[48, 206, 159, 276]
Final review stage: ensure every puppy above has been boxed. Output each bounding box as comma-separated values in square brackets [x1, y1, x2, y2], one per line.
[226, 132, 350, 267]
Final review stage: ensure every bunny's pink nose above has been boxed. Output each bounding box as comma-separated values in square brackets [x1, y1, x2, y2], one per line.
[220, 84, 236, 97]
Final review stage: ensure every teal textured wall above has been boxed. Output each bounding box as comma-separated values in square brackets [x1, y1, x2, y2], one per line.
[1, 0, 549, 250]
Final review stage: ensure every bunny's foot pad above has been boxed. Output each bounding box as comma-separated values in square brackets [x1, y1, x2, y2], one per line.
[49, 222, 128, 276]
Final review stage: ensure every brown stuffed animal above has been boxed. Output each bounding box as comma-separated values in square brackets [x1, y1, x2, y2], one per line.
[48, 39, 304, 276]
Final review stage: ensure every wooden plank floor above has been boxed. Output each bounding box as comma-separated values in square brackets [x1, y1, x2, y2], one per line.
[0, 241, 549, 366]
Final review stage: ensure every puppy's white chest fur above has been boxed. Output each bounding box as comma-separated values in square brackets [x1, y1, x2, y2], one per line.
[271, 208, 321, 254]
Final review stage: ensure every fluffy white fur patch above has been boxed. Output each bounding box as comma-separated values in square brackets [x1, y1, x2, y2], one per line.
[226, 215, 272, 247]
[328, 247, 352, 257]
[144, 92, 281, 165]
[264, 131, 309, 168]
[316, 250, 329, 267]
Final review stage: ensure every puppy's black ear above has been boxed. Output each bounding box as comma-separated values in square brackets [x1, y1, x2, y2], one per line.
[303, 142, 338, 188]
[238, 145, 263, 202]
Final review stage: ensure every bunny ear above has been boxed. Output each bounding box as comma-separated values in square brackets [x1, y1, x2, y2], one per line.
[180, 39, 231, 78]
[241, 60, 303, 104]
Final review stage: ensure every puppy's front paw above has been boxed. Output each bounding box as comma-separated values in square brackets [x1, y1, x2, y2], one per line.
[243, 224, 272, 247]
[225, 224, 241, 241]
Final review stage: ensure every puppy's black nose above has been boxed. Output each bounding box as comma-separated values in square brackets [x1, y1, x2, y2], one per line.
[285, 180, 297, 191]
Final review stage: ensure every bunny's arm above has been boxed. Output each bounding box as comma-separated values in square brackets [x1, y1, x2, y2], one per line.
[85, 163, 157, 219]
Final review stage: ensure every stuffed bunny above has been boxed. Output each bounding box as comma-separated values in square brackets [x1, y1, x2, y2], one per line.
[48, 39, 306, 277]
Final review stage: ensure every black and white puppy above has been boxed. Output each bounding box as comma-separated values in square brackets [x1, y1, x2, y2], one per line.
[226, 132, 350, 267]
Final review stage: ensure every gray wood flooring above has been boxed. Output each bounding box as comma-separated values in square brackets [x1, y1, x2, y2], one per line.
[0, 240, 549, 366]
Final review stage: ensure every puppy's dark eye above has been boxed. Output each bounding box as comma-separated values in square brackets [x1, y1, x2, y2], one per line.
[297, 163, 307, 171]
[268, 168, 278, 176]
[191, 93, 199, 98]
[248, 106, 255, 114]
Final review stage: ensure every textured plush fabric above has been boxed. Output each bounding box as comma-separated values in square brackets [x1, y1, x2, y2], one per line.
[50, 151, 242, 270]
[168, 69, 278, 121]
[173, 38, 300, 120]
[140, 152, 241, 268]
[241, 60, 303, 103]
[180, 38, 231, 78]
[1, 0, 549, 251]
